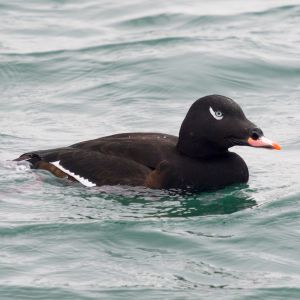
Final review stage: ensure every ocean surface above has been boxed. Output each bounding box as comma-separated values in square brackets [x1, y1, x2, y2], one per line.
[0, 0, 300, 299]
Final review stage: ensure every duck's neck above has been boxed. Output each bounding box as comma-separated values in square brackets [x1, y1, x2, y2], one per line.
[176, 112, 229, 158]
[177, 137, 228, 158]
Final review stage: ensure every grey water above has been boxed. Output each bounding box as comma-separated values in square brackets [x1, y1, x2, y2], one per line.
[0, 0, 300, 299]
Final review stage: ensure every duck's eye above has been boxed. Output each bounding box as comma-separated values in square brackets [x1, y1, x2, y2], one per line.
[209, 107, 224, 120]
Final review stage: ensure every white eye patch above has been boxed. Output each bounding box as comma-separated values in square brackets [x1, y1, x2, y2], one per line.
[209, 106, 224, 120]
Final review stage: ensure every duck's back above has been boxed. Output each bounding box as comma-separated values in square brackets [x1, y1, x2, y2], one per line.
[72, 133, 178, 169]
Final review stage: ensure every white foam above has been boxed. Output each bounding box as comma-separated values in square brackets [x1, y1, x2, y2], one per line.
[51, 160, 96, 187]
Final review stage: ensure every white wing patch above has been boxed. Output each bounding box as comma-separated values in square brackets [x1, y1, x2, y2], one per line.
[51, 160, 96, 187]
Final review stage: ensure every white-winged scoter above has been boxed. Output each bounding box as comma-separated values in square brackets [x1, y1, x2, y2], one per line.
[15, 95, 281, 191]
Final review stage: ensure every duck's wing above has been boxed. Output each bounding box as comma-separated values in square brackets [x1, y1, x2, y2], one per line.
[15, 148, 151, 187]
[14, 132, 178, 187]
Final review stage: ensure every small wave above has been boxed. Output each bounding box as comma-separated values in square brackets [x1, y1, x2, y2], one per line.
[0, 133, 31, 140]
[180, 4, 300, 28]
[246, 4, 300, 17]
[115, 12, 189, 27]
[1, 36, 192, 58]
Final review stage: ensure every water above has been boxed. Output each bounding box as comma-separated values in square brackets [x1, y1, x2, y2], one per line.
[0, 0, 300, 299]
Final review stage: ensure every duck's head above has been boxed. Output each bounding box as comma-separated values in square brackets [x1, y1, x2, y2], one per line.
[177, 95, 281, 158]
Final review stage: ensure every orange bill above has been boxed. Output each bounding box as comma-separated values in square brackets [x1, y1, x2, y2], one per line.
[248, 136, 281, 150]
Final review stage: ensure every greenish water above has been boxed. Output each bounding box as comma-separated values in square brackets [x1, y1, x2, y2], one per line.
[0, 0, 300, 299]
